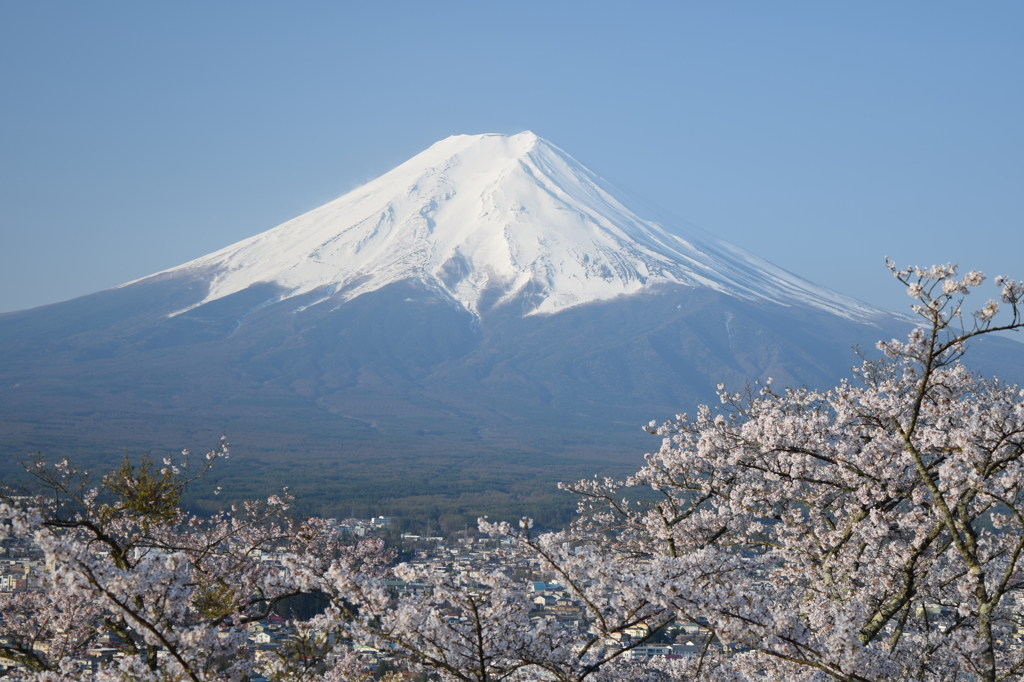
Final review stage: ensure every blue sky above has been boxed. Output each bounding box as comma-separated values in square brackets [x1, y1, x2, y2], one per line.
[1, 2, 1021, 315]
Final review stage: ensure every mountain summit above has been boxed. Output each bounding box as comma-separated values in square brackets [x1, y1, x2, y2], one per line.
[146, 132, 880, 321]
[8, 132, 1019, 520]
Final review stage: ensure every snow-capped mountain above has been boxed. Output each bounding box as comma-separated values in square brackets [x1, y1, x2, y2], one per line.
[5, 131, 1019, 518]
[141, 132, 881, 321]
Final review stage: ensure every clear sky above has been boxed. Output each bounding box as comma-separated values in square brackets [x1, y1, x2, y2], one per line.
[1, 2, 1021, 315]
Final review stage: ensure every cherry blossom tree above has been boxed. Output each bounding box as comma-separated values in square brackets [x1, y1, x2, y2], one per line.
[298, 262, 1024, 682]
[0, 439, 389, 681]
[308, 539, 678, 682]
[3, 262, 1024, 682]
[540, 262, 1024, 681]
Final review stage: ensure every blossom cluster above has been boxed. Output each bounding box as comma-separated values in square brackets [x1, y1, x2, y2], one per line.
[2, 263, 1023, 682]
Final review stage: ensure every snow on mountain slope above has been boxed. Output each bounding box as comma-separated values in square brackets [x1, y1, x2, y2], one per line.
[137, 132, 883, 321]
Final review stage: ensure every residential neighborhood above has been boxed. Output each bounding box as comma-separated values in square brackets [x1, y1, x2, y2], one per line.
[5, 515, 1022, 679]
[0, 516, 724, 679]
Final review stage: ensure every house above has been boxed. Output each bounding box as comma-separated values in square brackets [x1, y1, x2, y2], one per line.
[623, 623, 650, 639]
[672, 641, 707, 658]
[527, 581, 561, 592]
[252, 631, 278, 646]
[0, 573, 27, 591]
[621, 645, 673, 661]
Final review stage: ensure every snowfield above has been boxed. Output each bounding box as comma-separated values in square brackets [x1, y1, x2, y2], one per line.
[134, 132, 883, 322]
